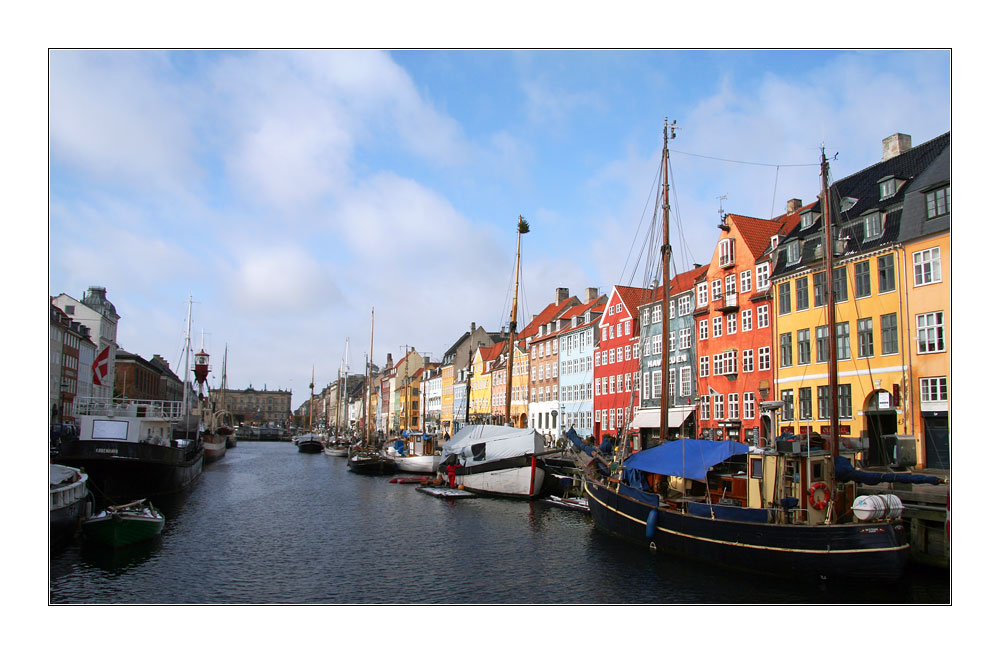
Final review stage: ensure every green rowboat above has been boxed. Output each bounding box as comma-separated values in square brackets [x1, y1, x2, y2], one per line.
[82, 499, 164, 547]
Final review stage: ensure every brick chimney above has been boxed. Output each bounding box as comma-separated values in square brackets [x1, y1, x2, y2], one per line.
[882, 133, 912, 161]
[786, 198, 802, 215]
[585, 287, 599, 303]
[555, 287, 569, 304]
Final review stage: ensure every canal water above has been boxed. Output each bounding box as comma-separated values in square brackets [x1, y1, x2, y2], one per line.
[50, 441, 949, 604]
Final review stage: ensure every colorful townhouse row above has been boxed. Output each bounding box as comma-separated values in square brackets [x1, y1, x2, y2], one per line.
[325, 131, 949, 471]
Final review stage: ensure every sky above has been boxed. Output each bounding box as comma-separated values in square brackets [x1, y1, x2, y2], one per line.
[46, 49, 952, 409]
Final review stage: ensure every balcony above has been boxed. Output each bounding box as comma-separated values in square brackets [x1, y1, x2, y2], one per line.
[717, 293, 739, 313]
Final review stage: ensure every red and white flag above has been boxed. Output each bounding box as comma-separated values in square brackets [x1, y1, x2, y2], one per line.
[92, 346, 110, 385]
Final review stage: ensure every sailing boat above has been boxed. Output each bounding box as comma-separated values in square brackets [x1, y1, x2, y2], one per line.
[437, 216, 548, 499]
[325, 343, 351, 456]
[348, 310, 397, 474]
[577, 119, 937, 580]
[297, 367, 324, 453]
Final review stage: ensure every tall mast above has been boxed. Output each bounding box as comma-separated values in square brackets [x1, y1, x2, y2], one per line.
[182, 295, 193, 430]
[505, 215, 530, 425]
[343, 338, 350, 432]
[367, 309, 374, 445]
[658, 118, 677, 441]
[335, 364, 342, 433]
[821, 147, 839, 461]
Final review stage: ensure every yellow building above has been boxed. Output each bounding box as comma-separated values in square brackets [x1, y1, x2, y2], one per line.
[510, 341, 529, 428]
[440, 363, 455, 433]
[469, 343, 501, 423]
[769, 132, 949, 470]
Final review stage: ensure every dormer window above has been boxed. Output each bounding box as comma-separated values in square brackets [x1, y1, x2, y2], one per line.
[770, 235, 779, 250]
[800, 211, 816, 229]
[878, 176, 899, 200]
[718, 238, 735, 267]
[786, 240, 801, 263]
[862, 211, 884, 241]
[926, 185, 950, 219]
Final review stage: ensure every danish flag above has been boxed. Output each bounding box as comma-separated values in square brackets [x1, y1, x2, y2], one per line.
[92, 346, 110, 386]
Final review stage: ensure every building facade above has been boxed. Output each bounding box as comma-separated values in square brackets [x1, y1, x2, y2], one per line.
[53, 287, 120, 403]
[556, 295, 605, 439]
[593, 285, 645, 445]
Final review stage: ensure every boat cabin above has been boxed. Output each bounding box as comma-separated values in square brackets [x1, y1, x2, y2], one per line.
[73, 396, 185, 446]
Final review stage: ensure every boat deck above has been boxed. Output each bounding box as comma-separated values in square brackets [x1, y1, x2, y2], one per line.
[416, 487, 476, 499]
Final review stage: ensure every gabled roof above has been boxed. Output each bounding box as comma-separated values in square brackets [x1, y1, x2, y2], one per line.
[517, 296, 579, 341]
[727, 213, 797, 261]
[636, 263, 711, 308]
[608, 285, 652, 319]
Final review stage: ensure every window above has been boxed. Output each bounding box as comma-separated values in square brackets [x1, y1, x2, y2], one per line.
[713, 316, 723, 338]
[799, 387, 812, 420]
[877, 254, 896, 293]
[797, 329, 811, 365]
[857, 318, 874, 358]
[817, 385, 830, 420]
[678, 327, 691, 350]
[757, 304, 769, 329]
[835, 321, 851, 360]
[696, 282, 708, 307]
[855, 260, 871, 298]
[862, 211, 883, 240]
[914, 247, 942, 286]
[879, 177, 897, 199]
[652, 371, 662, 398]
[711, 279, 722, 301]
[669, 370, 676, 398]
[624, 344, 631, 361]
[699, 356, 709, 378]
[881, 313, 898, 355]
[724, 275, 736, 299]
[652, 335, 662, 356]
[781, 390, 794, 421]
[740, 270, 752, 293]
[813, 271, 827, 307]
[786, 240, 801, 263]
[741, 308, 753, 332]
[713, 351, 737, 375]
[743, 392, 756, 420]
[729, 393, 739, 420]
[832, 267, 847, 303]
[727, 313, 737, 335]
[920, 377, 948, 402]
[617, 346, 623, 361]
[643, 372, 650, 400]
[652, 304, 662, 323]
[699, 319, 708, 341]
[926, 185, 950, 219]
[837, 383, 852, 419]
[617, 374, 623, 393]
[714, 394, 725, 420]
[816, 325, 829, 363]
[758, 346, 771, 370]
[779, 332, 793, 367]
[700, 395, 711, 420]
[616, 323, 622, 338]
[795, 277, 809, 311]
[742, 349, 754, 372]
[677, 295, 691, 315]
[756, 262, 770, 290]
[633, 343, 640, 359]
[680, 368, 692, 397]
[719, 238, 735, 267]
[916, 311, 946, 353]
[641, 308, 649, 326]
[668, 333, 675, 353]
[778, 282, 791, 315]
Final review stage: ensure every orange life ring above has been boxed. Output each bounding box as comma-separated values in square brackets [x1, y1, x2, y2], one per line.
[808, 481, 831, 510]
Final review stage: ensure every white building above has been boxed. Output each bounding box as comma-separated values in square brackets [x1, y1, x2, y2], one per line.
[52, 287, 120, 403]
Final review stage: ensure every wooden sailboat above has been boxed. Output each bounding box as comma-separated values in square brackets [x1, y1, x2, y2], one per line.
[436, 216, 547, 498]
[578, 119, 930, 580]
[349, 310, 396, 474]
[297, 367, 323, 453]
[326, 342, 351, 456]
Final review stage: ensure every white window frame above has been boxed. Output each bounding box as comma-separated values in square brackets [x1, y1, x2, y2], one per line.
[740, 269, 752, 293]
[916, 311, 946, 354]
[696, 282, 708, 307]
[913, 247, 942, 287]
[711, 279, 722, 301]
[756, 262, 770, 290]
[741, 308, 753, 332]
[757, 304, 769, 329]
[743, 392, 756, 420]
[713, 316, 723, 338]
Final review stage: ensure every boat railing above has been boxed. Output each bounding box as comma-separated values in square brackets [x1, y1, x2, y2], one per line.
[73, 396, 185, 420]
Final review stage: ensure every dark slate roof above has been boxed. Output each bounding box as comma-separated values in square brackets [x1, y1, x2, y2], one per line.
[897, 142, 950, 242]
[772, 132, 949, 278]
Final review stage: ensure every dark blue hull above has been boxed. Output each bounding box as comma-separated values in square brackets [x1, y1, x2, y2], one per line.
[585, 477, 909, 581]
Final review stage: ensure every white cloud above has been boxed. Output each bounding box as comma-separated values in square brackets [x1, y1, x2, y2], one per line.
[229, 246, 340, 312]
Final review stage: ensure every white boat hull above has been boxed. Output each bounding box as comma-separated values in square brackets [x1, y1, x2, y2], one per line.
[451, 460, 545, 498]
[394, 455, 440, 473]
[325, 446, 349, 457]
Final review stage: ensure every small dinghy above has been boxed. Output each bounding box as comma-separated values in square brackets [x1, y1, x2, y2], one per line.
[83, 499, 164, 548]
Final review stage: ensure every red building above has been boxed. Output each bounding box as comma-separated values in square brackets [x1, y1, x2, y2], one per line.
[593, 285, 648, 445]
[694, 205, 803, 443]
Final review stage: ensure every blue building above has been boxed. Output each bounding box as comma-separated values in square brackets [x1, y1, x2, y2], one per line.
[555, 295, 606, 440]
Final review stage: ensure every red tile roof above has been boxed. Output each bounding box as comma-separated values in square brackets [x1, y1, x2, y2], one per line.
[516, 296, 580, 341]
[611, 285, 654, 318]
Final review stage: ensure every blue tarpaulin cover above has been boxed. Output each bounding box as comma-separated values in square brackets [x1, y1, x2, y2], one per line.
[834, 456, 942, 485]
[622, 439, 749, 480]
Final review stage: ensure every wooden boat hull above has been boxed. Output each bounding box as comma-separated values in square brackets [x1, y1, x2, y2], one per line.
[203, 434, 227, 463]
[348, 455, 396, 475]
[50, 465, 91, 547]
[447, 455, 545, 499]
[297, 439, 324, 453]
[584, 477, 910, 580]
[394, 454, 440, 473]
[83, 510, 164, 548]
[324, 445, 349, 457]
[55, 440, 203, 504]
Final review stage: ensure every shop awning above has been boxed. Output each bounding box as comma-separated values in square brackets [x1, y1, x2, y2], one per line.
[629, 406, 696, 430]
